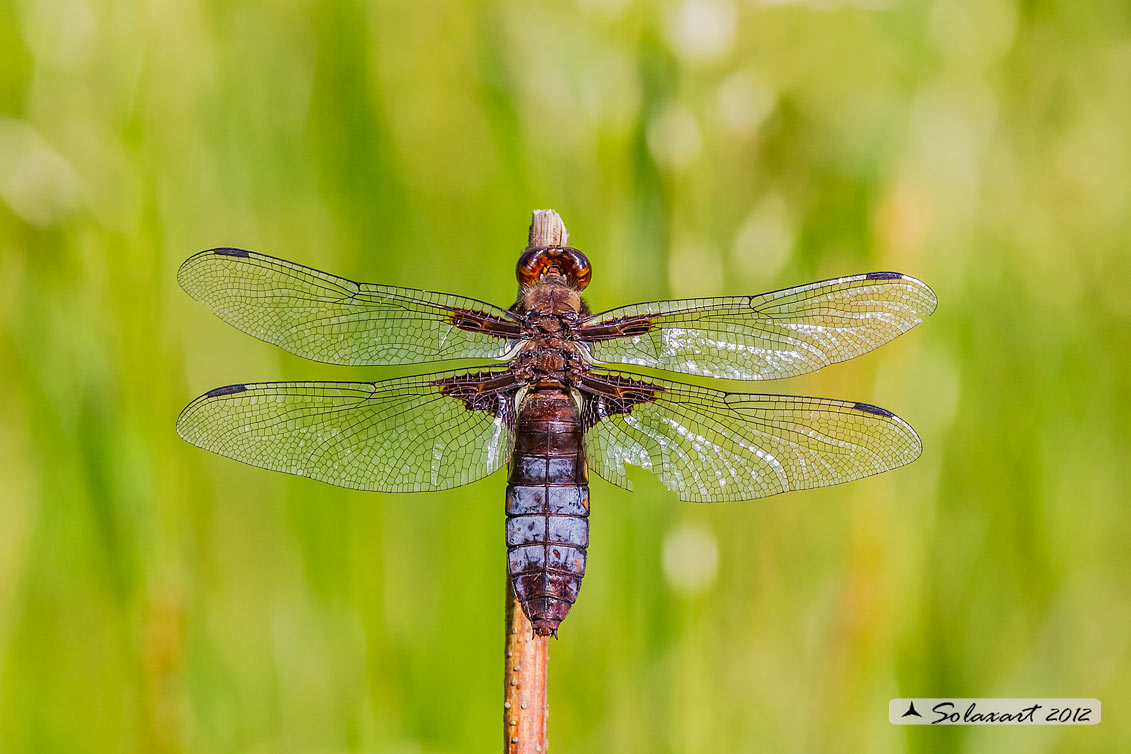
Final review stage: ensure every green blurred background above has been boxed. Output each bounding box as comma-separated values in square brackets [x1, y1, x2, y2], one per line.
[2, 0, 1129, 751]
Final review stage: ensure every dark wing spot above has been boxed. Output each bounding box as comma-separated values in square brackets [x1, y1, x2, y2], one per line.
[211, 248, 251, 257]
[445, 307, 523, 339]
[853, 401, 894, 417]
[575, 314, 654, 342]
[433, 371, 519, 426]
[579, 373, 664, 429]
[205, 384, 248, 397]
[865, 271, 903, 281]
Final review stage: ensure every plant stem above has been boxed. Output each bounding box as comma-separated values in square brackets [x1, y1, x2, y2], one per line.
[502, 209, 566, 753]
[504, 580, 550, 753]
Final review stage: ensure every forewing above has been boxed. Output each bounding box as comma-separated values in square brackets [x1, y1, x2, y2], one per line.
[178, 249, 523, 365]
[177, 368, 518, 492]
[580, 369, 921, 502]
[577, 272, 936, 380]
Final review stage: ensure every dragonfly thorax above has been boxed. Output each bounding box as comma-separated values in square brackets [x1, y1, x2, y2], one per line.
[510, 332, 588, 388]
[516, 280, 587, 316]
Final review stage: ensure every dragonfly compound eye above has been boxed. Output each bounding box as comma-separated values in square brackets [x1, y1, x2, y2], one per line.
[516, 247, 591, 291]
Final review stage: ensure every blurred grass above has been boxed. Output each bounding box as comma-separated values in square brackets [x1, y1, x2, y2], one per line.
[2, 0, 1130, 752]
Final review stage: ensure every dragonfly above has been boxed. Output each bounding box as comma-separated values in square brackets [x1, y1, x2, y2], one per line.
[177, 243, 936, 636]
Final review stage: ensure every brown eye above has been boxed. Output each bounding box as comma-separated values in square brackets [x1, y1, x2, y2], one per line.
[516, 249, 546, 287]
[515, 247, 592, 290]
[564, 248, 591, 290]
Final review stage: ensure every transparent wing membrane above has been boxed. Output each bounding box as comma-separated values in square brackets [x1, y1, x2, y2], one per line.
[176, 369, 517, 492]
[578, 272, 936, 380]
[581, 369, 921, 502]
[178, 249, 522, 366]
[178, 251, 932, 502]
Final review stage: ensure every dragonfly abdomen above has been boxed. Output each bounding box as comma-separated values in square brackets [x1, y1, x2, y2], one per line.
[506, 385, 589, 637]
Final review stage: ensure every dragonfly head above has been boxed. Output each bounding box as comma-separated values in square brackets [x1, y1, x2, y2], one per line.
[516, 246, 591, 291]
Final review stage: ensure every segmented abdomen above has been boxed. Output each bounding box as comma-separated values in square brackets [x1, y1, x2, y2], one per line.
[506, 385, 589, 636]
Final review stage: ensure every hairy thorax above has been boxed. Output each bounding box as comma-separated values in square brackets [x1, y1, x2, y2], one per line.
[511, 280, 589, 386]
[518, 278, 585, 317]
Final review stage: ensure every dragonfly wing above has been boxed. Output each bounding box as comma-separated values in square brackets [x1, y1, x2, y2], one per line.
[177, 368, 519, 492]
[179, 249, 523, 366]
[577, 272, 936, 380]
[579, 369, 921, 502]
